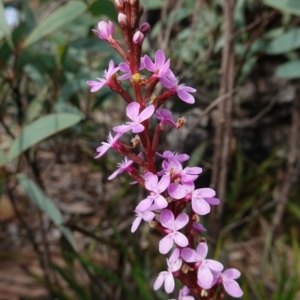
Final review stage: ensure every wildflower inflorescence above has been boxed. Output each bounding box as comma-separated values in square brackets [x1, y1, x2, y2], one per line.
[87, 0, 243, 299]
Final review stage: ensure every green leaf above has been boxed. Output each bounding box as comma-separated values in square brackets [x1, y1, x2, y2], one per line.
[266, 27, 300, 54]
[288, 202, 300, 219]
[275, 60, 300, 79]
[264, 0, 300, 16]
[0, 2, 14, 49]
[25, 86, 49, 123]
[23, 1, 86, 48]
[89, 0, 118, 22]
[17, 174, 78, 252]
[143, 0, 164, 9]
[8, 113, 82, 162]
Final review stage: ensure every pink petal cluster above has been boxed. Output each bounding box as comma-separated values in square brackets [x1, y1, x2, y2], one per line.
[92, 20, 115, 41]
[88, 10, 243, 299]
[87, 60, 119, 92]
[113, 102, 154, 134]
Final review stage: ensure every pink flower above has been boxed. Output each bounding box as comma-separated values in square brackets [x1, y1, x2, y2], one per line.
[113, 102, 155, 134]
[108, 157, 133, 180]
[87, 60, 119, 92]
[212, 269, 243, 298]
[131, 209, 155, 233]
[118, 58, 145, 80]
[181, 243, 223, 289]
[160, 71, 196, 104]
[156, 151, 190, 163]
[92, 20, 115, 41]
[154, 248, 182, 293]
[144, 50, 171, 80]
[155, 109, 176, 128]
[159, 158, 202, 183]
[135, 173, 170, 211]
[95, 132, 122, 158]
[169, 286, 195, 300]
[168, 183, 220, 215]
[159, 210, 189, 254]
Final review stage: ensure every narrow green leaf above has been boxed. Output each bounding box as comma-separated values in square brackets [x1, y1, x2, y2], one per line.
[8, 113, 82, 162]
[288, 202, 300, 219]
[275, 60, 300, 79]
[143, 0, 164, 9]
[264, 0, 300, 16]
[23, 1, 86, 48]
[266, 27, 300, 54]
[17, 174, 78, 252]
[25, 86, 49, 123]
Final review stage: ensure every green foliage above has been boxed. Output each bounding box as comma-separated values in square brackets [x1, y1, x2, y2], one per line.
[17, 174, 78, 252]
[8, 113, 82, 163]
[266, 27, 300, 55]
[23, 1, 87, 48]
[264, 0, 300, 16]
[275, 60, 300, 79]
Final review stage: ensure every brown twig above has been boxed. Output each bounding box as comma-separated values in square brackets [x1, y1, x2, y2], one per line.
[209, 0, 235, 245]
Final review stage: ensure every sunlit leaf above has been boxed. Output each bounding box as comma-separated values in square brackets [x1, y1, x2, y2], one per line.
[17, 174, 78, 251]
[8, 113, 82, 162]
[266, 27, 300, 54]
[275, 60, 300, 79]
[25, 86, 49, 123]
[23, 1, 86, 48]
[264, 0, 300, 16]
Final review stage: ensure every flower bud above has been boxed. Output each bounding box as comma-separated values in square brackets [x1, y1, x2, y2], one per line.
[133, 31, 144, 45]
[118, 13, 128, 27]
[139, 22, 151, 34]
[115, 0, 124, 12]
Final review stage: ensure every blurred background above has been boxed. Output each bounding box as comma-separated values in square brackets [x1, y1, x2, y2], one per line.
[0, 0, 300, 299]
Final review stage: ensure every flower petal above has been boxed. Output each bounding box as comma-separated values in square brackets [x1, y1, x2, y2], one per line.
[126, 102, 140, 120]
[173, 232, 188, 248]
[174, 213, 189, 230]
[131, 216, 142, 233]
[168, 183, 188, 199]
[223, 279, 243, 298]
[205, 259, 224, 272]
[223, 268, 241, 280]
[138, 105, 155, 122]
[177, 89, 195, 104]
[181, 248, 198, 263]
[154, 272, 167, 290]
[164, 273, 175, 293]
[197, 265, 213, 289]
[196, 242, 208, 258]
[192, 196, 211, 215]
[159, 234, 174, 254]
[160, 209, 175, 228]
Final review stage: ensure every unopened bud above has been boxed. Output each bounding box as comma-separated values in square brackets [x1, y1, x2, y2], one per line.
[199, 237, 207, 243]
[133, 31, 144, 45]
[114, 0, 124, 11]
[118, 13, 128, 27]
[176, 117, 187, 129]
[130, 0, 139, 5]
[131, 135, 139, 147]
[192, 214, 200, 222]
[149, 221, 157, 228]
[181, 264, 190, 274]
[139, 22, 151, 34]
